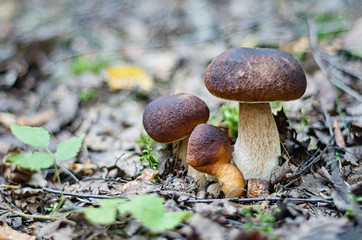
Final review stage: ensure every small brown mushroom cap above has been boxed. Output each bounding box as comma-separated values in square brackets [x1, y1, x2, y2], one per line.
[143, 93, 209, 143]
[187, 123, 245, 197]
[187, 123, 231, 169]
[205, 47, 307, 102]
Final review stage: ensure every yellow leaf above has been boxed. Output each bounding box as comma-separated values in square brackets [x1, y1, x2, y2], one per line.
[107, 65, 153, 92]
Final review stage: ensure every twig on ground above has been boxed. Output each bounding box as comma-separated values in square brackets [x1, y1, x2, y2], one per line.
[56, 160, 79, 183]
[12, 210, 62, 220]
[283, 137, 333, 188]
[43, 187, 334, 205]
[80, 177, 129, 183]
[0, 185, 21, 189]
[184, 197, 333, 204]
[43, 187, 124, 199]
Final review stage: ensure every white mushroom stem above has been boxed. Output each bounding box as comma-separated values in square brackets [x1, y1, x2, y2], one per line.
[172, 138, 189, 167]
[172, 138, 207, 188]
[233, 103, 280, 181]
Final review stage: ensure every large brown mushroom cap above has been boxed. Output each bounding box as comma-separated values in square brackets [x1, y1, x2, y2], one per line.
[143, 93, 209, 143]
[205, 47, 307, 102]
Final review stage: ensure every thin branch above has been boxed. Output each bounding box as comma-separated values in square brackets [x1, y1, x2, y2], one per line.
[55, 160, 79, 183]
[80, 177, 129, 183]
[184, 197, 333, 204]
[13, 210, 61, 220]
[43, 187, 334, 205]
[0, 185, 21, 189]
[42, 187, 124, 199]
[283, 137, 333, 188]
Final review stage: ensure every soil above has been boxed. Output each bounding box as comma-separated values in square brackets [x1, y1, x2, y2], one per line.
[0, 0, 361, 239]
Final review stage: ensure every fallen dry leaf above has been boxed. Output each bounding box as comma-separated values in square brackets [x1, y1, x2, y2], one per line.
[70, 162, 98, 175]
[122, 168, 159, 192]
[0, 110, 55, 129]
[1, 153, 35, 183]
[136, 168, 159, 180]
[34, 220, 76, 240]
[0, 220, 36, 240]
[333, 118, 346, 148]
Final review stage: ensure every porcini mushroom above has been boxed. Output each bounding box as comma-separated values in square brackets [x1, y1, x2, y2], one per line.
[205, 47, 306, 197]
[142, 93, 210, 186]
[186, 123, 245, 198]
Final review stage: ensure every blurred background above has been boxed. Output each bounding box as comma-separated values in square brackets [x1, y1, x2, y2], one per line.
[1, 0, 362, 174]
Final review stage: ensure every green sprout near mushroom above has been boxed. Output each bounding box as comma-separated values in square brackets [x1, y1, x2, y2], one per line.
[136, 132, 159, 170]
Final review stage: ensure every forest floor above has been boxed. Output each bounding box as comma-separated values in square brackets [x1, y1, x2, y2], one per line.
[0, 0, 362, 239]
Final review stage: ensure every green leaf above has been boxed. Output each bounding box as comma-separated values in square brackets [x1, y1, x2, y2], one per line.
[54, 134, 85, 161]
[155, 211, 193, 232]
[119, 194, 192, 232]
[84, 195, 192, 232]
[84, 206, 117, 225]
[10, 123, 50, 148]
[120, 194, 165, 222]
[84, 198, 127, 225]
[8, 151, 54, 170]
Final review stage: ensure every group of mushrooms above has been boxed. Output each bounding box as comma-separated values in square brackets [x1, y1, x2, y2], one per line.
[142, 47, 307, 198]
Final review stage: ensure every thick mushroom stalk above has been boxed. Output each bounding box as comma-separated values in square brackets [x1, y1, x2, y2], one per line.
[234, 103, 280, 197]
[205, 47, 307, 197]
[187, 123, 245, 198]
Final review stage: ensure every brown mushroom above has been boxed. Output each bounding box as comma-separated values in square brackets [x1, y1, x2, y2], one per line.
[186, 123, 245, 198]
[205, 47, 306, 197]
[142, 93, 210, 186]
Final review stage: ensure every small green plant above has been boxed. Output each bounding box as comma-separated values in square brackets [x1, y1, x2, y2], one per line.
[300, 108, 310, 126]
[79, 88, 97, 104]
[314, 13, 348, 42]
[70, 55, 108, 75]
[9, 123, 84, 170]
[136, 132, 159, 170]
[221, 103, 239, 136]
[241, 205, 277, 233]
[270, 101, 282, 110]
[45, 203, 55, 212]
[9, 123, 84, 216]
[345, 190, 362, 218]
[345, 208, 355, 218]
[211, 103, 239, 136]
[84, 194, 192, 232]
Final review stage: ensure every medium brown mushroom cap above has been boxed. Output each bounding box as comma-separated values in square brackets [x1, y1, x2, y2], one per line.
[143, 93, 209, 143]
[186, 123, 232, 168]
[205, 47, 307, 102]
[187, 123, 245, 197]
